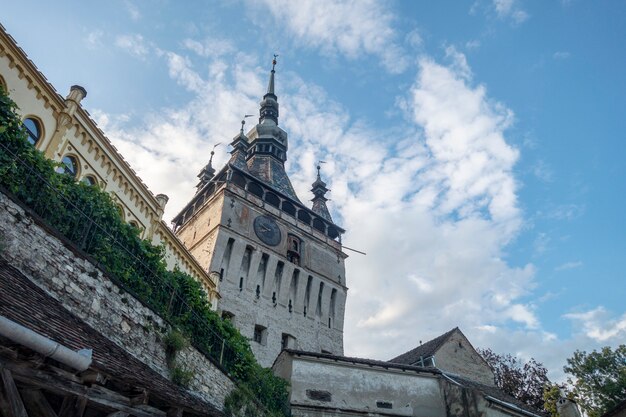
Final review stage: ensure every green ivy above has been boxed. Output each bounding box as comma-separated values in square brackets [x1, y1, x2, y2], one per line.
[0, 87, 290, 416]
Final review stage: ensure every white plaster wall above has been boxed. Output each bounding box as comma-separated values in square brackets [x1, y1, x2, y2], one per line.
[287, 357, 446, 417]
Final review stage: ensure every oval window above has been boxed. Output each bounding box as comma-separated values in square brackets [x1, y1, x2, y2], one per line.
[23, 118, 42, 145]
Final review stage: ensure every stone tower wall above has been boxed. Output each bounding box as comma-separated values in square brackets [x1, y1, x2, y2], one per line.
[178, 183, 347, 367]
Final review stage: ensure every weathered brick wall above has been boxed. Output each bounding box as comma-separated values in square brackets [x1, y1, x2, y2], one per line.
[0, 191, 235, 409]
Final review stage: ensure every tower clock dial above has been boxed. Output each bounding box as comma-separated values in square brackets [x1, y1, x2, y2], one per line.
[253, 215, 282, 246]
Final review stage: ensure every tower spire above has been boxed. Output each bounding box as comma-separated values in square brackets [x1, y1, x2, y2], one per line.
[196, 143, 220, 192]
[259, 55, 279, 125]
[311, 161, 333, 222]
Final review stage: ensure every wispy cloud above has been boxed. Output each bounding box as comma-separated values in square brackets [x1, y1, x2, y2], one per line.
[84, 30, 104, 50]
[537, 203, 585, 221]
[492, 0, 529, 25]
[553, 51, 571, 60]
[565, 307, 626, 342]
[115, 33, 150, 59]
[182, 38, 235, 58]
[531, 159, 553, 182]
[123, 0, 141, 21]
[555, 261, 583, 271]
[248, 0, 410, 73]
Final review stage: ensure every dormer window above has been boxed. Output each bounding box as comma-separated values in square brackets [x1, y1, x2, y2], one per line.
[287, 234, 302, 265]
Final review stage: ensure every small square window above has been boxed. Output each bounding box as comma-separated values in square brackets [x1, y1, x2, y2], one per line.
[253, 325, 267, 345]
[281, 333, 296, 350]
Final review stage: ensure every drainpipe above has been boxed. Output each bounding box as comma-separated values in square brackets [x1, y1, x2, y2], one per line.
[0, 315, 92, 372]
[485, 395, 544, 417]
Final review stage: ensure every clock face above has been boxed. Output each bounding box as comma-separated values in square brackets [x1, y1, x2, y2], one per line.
[253, 215, 282, 246]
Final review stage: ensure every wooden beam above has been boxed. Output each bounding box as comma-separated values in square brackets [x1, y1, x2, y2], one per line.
[57, 396, 87, 417]
[166, 408, 183, 417]
[130, 389, 149, 406]
[0, 370, 12, 417]
[18, 389, 57, 417]
[0, 368, 28, 417]
[0, 359, 163, 417]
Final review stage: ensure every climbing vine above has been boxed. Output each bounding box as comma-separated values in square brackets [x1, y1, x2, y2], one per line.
[0, 87, 290, 415]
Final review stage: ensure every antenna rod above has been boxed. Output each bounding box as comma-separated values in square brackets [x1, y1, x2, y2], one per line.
[342, 245, 366, 255]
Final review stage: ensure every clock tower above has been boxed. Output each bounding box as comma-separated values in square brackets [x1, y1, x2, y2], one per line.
[172, 59, 348, 367]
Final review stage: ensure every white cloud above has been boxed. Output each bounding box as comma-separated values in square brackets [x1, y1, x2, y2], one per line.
[555, 261, 583, 271]
[124, 0, 141, 21]
[182, 38, 235, 58]
[537, 203, 585, 221]
[466, 40, 481, 50]
[553, 51, 571, 60]
[93, 37, 617, 381]
[492, 0, 529, 25]
[249, 0, 410, 73]
[531, 159, 553, 182]
[84, 30, 104, 50]
[115, 34, 150, 59]
[565, 307, 626, 343]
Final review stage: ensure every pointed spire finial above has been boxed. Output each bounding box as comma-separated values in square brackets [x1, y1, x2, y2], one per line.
[317, 160, 326, 179]
[196, 143, 221, 192]
[260, 55, 280, 124]
[311, 161, 333, 222]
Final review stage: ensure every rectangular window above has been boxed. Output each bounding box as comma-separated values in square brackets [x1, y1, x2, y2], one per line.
[253, 324, 267, 345]
[281, 333, 296, 350]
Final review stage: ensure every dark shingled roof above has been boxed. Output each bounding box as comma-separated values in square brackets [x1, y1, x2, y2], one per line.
[278, 349, 442, 376]
[246, 155, 301, 202]
[389, 327, 459, 365]
[446, 374, 547, 417]
[0, 261, 222, 417]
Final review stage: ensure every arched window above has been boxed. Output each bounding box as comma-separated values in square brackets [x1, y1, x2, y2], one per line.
[57, 155, 79, 178]
[247, 182, 264, 198]
[282, 201, 296, 217]
[231, 171, 247, 189]
[264, 192, 280, 208]
[327, 226, 339, 239]
[0, 75, 6, 91]
[297, 210, 311, 224]
[129, 220, 139, 229]
[287, 234, 302, 265]
[313, 217, 326, 233]
[81, 175, 97, 186]
[22, 117, 42, 145]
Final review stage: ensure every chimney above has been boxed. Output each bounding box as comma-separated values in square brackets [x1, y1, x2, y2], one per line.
[67, 85, 87, 104]
[557, 398, 582, 417]
[156, 194, 169, 209]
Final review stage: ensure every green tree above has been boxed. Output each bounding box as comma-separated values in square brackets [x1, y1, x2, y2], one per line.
[564, 345, 626, 417]
[479, 348, 551, 411]
[543, 383, 571, 417]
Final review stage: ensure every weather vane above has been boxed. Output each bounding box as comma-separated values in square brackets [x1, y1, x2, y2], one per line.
[241, 114, 254, 132]
[210, 142, 221, 156]
[272, 54, 279, 71]
[317, 160, 326, 176]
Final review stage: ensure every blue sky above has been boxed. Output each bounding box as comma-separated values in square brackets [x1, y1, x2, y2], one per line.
[2, 0, 625, 380]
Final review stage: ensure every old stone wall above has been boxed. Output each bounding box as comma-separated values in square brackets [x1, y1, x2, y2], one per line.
[435, 331, 495, 386]
[0, 191, 235, 409]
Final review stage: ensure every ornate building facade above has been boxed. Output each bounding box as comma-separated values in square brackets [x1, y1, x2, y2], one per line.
[0, 24, 219, 305]
[172, 60, 348, 366]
